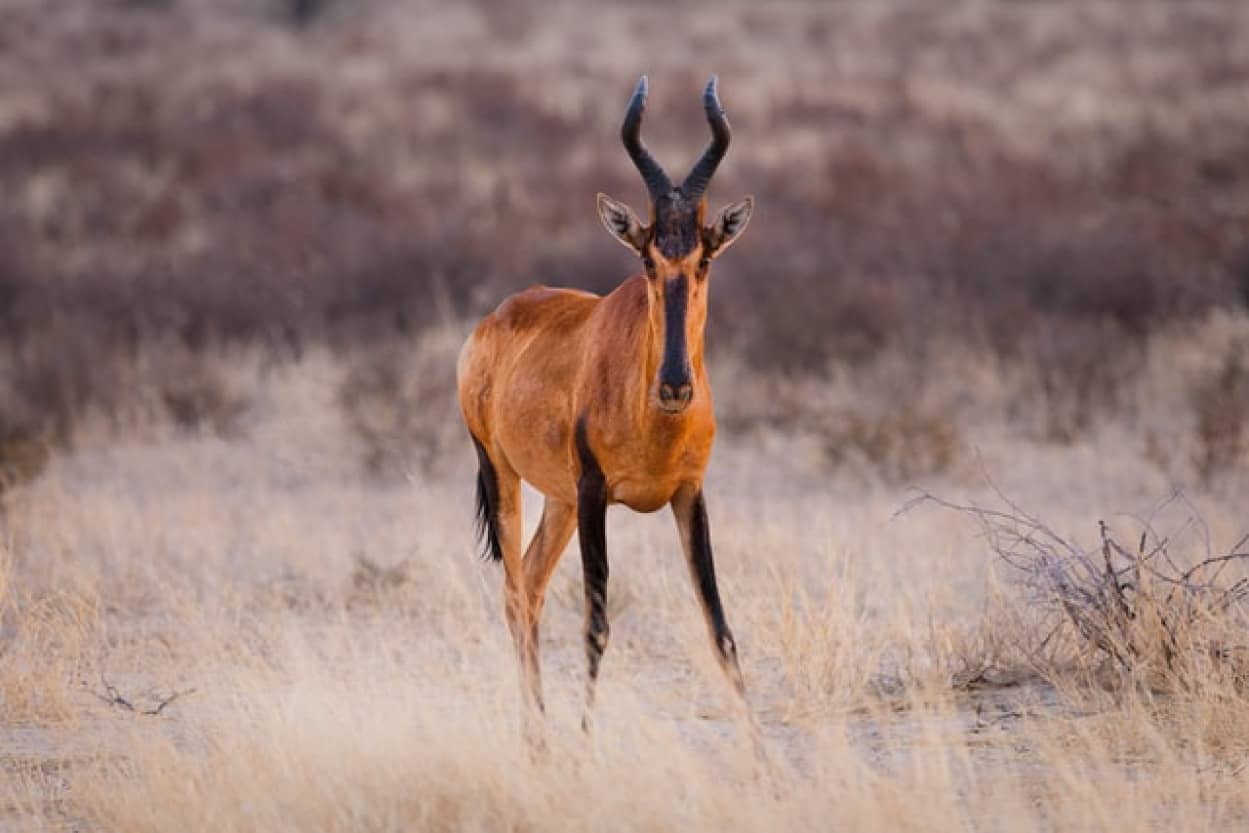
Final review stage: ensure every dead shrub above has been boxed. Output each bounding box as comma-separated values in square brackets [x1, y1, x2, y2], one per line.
[1191, 340, 1249, 485]
[338, 327, 465, 481]
[0, 410, 51, 495]
[6, 319, 125, 444]
[0, 319, 117, 490]
[1026, 319, 1146, 443]
[2, 324, 250, 459]
[911, 490, 1249, 692]
[147, 348, 249, 435]
[820, 402, 960, 485]
[2, 0, 1249, 455]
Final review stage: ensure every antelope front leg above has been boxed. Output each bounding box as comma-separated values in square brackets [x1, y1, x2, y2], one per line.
[670, 484, 748, 702]
[576, 443, 610, 733]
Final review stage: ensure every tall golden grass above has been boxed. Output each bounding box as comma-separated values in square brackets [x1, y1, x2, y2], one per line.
[2, 314, 1248, 831]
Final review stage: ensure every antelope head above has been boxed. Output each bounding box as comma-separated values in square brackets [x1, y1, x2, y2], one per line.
[597, 76, 754, 415]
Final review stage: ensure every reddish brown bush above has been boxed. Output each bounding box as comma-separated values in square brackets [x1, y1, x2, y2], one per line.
[1, 0, 1247, 456]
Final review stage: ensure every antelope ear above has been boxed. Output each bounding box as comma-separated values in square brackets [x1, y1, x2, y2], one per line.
[597, 193, 647, 254]
[704, 196, 754, 258]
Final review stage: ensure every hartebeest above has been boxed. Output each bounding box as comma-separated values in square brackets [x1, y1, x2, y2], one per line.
[457, 76, 754, 727]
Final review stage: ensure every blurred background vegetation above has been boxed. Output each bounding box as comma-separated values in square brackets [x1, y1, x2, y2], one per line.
[1, 0, 1248, 488]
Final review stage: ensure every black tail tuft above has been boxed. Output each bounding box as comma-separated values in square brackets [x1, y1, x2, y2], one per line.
[471, 436, 503, 562]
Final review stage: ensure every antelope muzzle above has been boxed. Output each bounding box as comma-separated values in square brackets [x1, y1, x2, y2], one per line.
[658, 378, 694, 413]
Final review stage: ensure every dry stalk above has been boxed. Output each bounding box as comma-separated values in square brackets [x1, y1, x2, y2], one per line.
[92, 675, 197, 717]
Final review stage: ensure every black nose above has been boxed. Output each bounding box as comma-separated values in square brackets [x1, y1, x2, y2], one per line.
[659, 382, 693, 409]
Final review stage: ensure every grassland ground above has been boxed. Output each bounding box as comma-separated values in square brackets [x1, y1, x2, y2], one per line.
[3, 1, 1249, 829]
[2, 321, 1248, 831]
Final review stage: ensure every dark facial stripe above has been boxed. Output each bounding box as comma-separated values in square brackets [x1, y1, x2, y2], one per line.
[659, 273, 691, 389]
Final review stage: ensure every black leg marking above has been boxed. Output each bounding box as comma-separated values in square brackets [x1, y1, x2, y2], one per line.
[681, 490, 745, 693]
[470, 435, 503, 562]
[675, 489, 768, 764]
[575, 416, 610, 728]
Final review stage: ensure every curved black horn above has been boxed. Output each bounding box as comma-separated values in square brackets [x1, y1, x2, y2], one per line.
[681, 75, 731, 201]
[621, 75, 673, 200]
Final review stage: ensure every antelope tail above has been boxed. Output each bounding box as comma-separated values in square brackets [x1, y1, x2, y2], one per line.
[471, 436, 503, 562]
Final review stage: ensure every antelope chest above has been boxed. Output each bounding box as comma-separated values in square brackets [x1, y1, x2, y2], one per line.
[602, 424, 713, 513]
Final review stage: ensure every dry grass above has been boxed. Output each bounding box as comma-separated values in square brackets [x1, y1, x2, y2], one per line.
[2, 322, 1248, 831]
[4, 1, 1249, 829]
[0, 564, 99, 727]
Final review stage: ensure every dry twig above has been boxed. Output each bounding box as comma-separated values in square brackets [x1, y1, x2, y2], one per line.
[93, 676, 197, 716]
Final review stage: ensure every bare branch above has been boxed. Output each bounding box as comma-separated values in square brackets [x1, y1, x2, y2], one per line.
[92, 675, 197, 716]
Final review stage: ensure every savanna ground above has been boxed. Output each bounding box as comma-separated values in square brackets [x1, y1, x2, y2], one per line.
[3, 1, 1249, 830]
